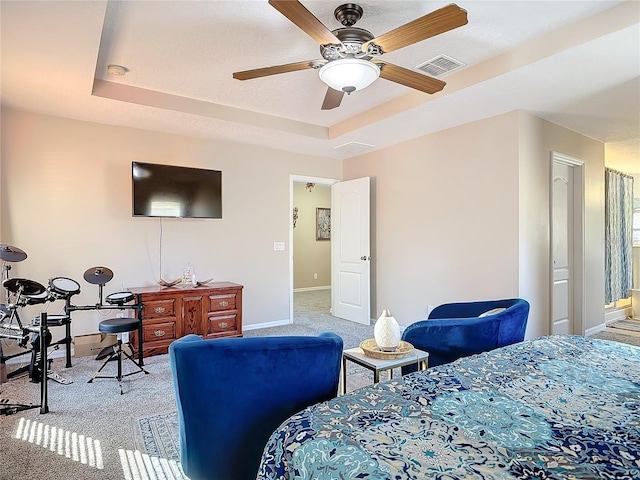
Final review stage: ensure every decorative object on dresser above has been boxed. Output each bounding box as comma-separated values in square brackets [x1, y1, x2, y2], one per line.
[157, 277, 214, 288]
[129, 282, 243, 358]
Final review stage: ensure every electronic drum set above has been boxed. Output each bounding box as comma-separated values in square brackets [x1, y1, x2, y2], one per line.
[0, 244, 144, 415]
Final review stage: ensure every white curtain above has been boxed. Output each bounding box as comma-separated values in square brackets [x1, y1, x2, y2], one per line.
[605, 168, 634, 304]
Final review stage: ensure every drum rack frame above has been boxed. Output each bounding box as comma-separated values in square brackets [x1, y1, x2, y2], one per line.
[64, 293, 145, 368]
[1, 298, 144, 416]
[0, 313, 50, 415]
[1, 272, 146, 414]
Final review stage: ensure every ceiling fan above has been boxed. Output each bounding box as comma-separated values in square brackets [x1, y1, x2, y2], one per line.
[233, 1, 468, 110]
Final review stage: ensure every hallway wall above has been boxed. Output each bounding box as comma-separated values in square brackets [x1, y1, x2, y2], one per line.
[293, 182, 331, 290]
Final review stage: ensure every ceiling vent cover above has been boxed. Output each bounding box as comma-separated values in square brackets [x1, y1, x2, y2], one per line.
[334, 141, 376, 156]
[416, 54, 465, 77]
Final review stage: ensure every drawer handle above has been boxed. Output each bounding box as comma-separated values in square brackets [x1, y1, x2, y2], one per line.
[218, 322, 228, 329]
[219, 301, 229, 307]
[154, 330, 166, 337]
[154, 306, 166, 314]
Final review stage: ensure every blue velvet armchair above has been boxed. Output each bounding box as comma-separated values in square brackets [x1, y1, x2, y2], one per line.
[402, 298, 529, 373]
[169, 332, 343, 480]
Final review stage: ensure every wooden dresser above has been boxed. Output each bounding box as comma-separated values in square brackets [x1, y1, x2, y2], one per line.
[129, 282, 243, 358]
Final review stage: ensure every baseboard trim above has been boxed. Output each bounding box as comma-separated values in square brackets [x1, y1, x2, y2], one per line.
[244, 319, 291, 331]
[605, 306, 630, 324]
[293, 286, 330, 292]
[585, 324, 606, 336]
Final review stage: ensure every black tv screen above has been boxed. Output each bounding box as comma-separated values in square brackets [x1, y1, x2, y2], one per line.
[132, 162, 222, 218]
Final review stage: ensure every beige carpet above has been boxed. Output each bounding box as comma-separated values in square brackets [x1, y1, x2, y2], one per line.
[0, 290, 373, 480]
[0, 353, 184, 480]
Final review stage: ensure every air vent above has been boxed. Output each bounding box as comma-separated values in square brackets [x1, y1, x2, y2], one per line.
[416, 54, 465, 77]
[333, 141, 376, 156]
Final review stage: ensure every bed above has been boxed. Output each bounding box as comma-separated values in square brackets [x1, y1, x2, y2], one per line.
[257, 335, 640, 479]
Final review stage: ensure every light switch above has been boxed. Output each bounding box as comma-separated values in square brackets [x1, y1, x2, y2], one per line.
[274, 242, 285, 251]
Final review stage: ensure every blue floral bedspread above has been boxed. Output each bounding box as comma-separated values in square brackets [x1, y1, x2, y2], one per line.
[257, 335, 640, 479]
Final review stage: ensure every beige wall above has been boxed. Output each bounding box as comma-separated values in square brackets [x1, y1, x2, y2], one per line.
[344, 112, 521, 327]
[1, 106, 611, 339]
[293, 182, 331, 290]
[605, 141, 640, 175]
[0, 108, 341, 335]
[344, 110, 605, 338]
[518, 112, 605, 336]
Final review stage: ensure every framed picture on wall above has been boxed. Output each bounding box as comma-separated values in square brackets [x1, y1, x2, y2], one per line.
[316, 208, 331, 241]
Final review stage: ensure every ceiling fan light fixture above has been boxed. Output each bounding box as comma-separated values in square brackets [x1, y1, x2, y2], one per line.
[319, 58, 379, 94]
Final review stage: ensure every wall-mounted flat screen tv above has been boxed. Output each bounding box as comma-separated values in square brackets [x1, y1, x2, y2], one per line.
[132, 162, 222, 218]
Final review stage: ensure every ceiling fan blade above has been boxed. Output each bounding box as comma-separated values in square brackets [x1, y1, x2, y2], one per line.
[365, 4, 468, 54]
[376, 61, 446, 94]
[233, 60, 323, 80]
[269, 0, 341, 46]
[321, 88, 344, 110]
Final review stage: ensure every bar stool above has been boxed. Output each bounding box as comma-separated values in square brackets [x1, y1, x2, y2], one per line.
[88, 317, 149, 394]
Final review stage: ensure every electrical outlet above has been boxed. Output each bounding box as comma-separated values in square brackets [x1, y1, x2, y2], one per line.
[121, 331, 129, 343]
[313, 273, 318, 279]
[274, 242, 285, 251]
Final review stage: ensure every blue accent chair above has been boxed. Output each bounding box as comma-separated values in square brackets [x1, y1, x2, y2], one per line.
[402, 298, 529, 373]
[169, 332, 343, 480]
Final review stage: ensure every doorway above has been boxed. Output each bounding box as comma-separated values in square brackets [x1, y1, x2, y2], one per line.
[550, 152, 585, 334]
[289, 175, 372, 326]
[290, 176, 337, 324]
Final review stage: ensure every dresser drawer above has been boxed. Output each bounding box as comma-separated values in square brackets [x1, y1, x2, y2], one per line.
[207, 313, 237, 334]
[144, 299, 176, 319]
[142, 320, 177, 342]
[208, 294, 236, 312]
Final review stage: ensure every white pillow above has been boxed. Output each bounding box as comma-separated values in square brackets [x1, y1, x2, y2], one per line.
[478, 307, 507, 317]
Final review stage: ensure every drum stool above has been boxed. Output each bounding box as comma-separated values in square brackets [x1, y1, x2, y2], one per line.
[87, 317, 148, 394]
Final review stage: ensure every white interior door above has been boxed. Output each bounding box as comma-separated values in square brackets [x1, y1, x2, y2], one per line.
[552, 162, 573, 334]
[331, 177, 371, 325]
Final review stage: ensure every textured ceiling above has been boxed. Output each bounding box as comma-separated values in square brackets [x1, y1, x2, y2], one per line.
[1, 0, 638, 171]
